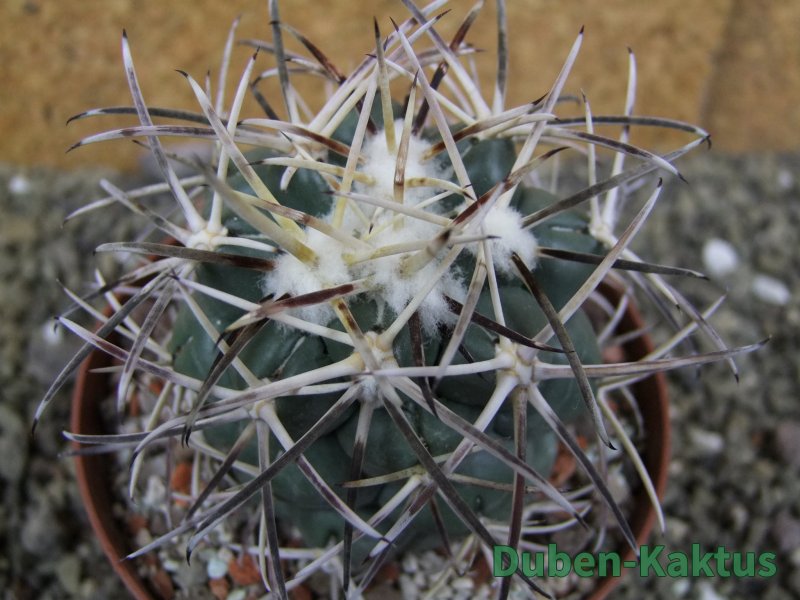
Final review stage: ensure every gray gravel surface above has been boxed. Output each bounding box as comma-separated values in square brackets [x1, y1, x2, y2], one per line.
[0, 151, 798, 599]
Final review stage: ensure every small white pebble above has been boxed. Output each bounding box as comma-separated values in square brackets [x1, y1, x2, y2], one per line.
[665, 517, 689, 541]
[216, 529, 233, 544]
[226, 590, 247, 600]
[134, 528, 153, 548]
[8, 174, 31, 195]
[698, 581, 728, 600]
[161, 557, 181, 573]
[672, 578, 690, 596]
[474, 585, 491, 600]
[730, 504, 748, 531]
[425, 550, 445, 570]
[777, 168, 794, 191]
[402, 553, 419, 573]
[41, 321, 64, 346]
[54, 555, 81, 595]
[206, 555, 228, 579]
[606, 466, 630, 503]
[399, 574, 418, 599]
[451, 576, 474, 591]
[217, 547, 233, 563]
[689, 427, 725, 455]
[435, 585, 453, 599]
[413, 571, 427, 587]
[752, 274, 791, 306]
[702, 238, 739, 278]
[143, 475, 166, 508]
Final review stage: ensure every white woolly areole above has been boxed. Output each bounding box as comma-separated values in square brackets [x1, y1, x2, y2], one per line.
[353, 240, 465, 333]
[356, 120, 445, 208]
[263, 228, 350, 325]
[466, 204, 538, 273]
[263, 125, 466, 331]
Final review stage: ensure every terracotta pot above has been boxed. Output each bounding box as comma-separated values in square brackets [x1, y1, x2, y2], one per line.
[71, 339, 157, 600]
[70, 282, 669, 599]
[586, 282, 670, 600]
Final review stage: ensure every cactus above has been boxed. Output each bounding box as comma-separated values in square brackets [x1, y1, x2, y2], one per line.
[39, 1, 763, 597]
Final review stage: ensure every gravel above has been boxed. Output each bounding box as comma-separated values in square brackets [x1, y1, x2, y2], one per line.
[1, 150, 798, 599]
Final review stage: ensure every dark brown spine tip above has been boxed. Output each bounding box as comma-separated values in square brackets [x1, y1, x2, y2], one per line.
[544, 146, 568, 159]
[627, 46, 634, 55]
[579, 25, 585, 34]
[175, 69, 189, 78]
[66, 141, 81, 153]
[389, 17, 400, 31]
[122, 28, 128, 39]
[181, 426, 192, 447]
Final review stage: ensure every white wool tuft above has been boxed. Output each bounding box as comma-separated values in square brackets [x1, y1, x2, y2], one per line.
[467, 205, 538, 273]
[356, 120, 445, 209]
[352, 216, 466, 332]
[363, 253, 464, 332]
[263, 125, 465, 333]
[262, 228, 350, 324]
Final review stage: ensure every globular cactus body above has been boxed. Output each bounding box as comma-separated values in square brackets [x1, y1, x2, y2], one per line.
[168, 127, 600, 558]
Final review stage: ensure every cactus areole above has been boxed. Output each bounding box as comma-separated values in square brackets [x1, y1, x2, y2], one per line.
[46, 1, 762, 597]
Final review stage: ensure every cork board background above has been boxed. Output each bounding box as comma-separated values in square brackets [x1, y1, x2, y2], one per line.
[1, 0, 799, 172]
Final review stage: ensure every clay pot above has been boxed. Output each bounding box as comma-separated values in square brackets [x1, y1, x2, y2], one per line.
[71, 340, 157, 600]
[587, 282, 670, 600]
[70, 282, 669, 599]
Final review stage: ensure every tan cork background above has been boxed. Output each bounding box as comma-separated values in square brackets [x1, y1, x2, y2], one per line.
[1, 0, 799, 172]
